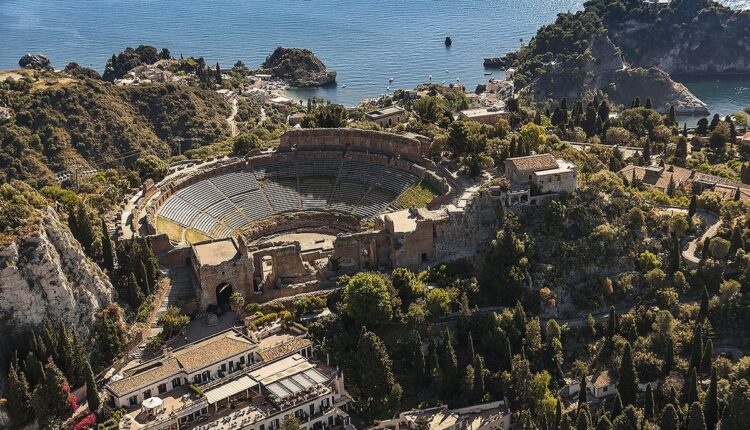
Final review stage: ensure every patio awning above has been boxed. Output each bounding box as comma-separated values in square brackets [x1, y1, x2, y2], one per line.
[204, 375, 256, 405]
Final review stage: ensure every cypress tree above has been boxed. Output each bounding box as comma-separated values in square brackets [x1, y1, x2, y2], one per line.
[577, 375, 588, 410]
[617, 342, 639, 406]
[57, 321, 75, 379]
[138, 260, 151, 296]
[704, 367, 718, 430]
[686, 367, 699, 404]
[633, 97, 641, 108]
[461, 364, 475, 402]
[611, 392, 623, 418]
[660, 404, 679, 430]
[595, 415, 612, 430]
[664, 337, 675, 374]
[668, 105, 676, 126]
[555, 396, 562, 430]
[606, 306, 618, 339]
[504, 336, 513, 372]
[428, 339, 440, 389]
[24, 351, 44, 387]
[355, 328, 401, 419]
[730, 223, 745, 255]
[688, 402, 707, 430]
[559, 415, 573, 430]
[466, 331, 476, 367]
[702, 237, 712, 261]
[127, 272, 144, 307]
[643, 140, 652, 165]
[701, 339, 713, 374]
[83, 359, 100, 412]
[645, 97, 653, 109]
[413, 332, 426, 386]
[100, 218, 114, 271]
[644, 383, 655, 420]
[689, 325, 704, 372]
[7, 359, 34, 425]
[440, 329, 459, 397]
[688, 194, 697, 218]
[699, 288, 709, 322]
[472, 355, 485, 403]
[32, 359, 73, 429]
[576, 404, 591, 430]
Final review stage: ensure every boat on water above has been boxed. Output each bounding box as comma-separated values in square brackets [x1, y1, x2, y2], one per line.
[484, 72, 493, 76]
[389, 77, 394, 83]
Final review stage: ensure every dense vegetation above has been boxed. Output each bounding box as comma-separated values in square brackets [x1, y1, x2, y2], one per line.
[0, 72, 229, 185]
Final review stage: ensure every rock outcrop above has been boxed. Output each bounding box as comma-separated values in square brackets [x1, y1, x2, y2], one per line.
[0, 208, 114, 338]
[603, 0, 750, 75]
[18, 53, 51, 69]
[257, 47, 336, 87]
[524, 33, 708, 115]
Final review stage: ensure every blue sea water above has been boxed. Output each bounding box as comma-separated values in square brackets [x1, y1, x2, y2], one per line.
[1, 0, 748, 116]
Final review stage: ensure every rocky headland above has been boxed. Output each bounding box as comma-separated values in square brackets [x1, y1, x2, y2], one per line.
[256, 47, 336, 87]
[510, 0, 749, 115]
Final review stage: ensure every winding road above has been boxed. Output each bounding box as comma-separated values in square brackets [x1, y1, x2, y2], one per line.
[226, 98, 238, 137]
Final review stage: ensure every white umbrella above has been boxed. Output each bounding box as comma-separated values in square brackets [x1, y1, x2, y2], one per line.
[142, 397, 164, 411]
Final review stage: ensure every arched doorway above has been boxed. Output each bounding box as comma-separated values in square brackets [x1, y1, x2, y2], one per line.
[216, 283, 233, 311]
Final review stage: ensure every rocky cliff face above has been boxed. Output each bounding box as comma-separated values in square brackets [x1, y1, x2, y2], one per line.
[0, 208, 114, 338]
[526, 33, 708, 114]
[602, 0, 750, 75]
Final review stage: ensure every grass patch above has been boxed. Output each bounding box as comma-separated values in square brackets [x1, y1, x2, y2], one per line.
[393, 180, 440, 209]
[156, 216, 185, 242]
[185, 228, 211, 244]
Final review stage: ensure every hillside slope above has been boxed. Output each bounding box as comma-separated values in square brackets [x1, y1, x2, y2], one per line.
[0, 72, 230, 185]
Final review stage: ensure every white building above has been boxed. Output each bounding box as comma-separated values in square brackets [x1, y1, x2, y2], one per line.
[504, 154, 577, 194]
[365, 107, 406, 128]
[587, 370, 617, 399]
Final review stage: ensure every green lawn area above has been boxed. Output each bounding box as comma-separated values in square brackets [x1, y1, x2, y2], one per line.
[393, 181, 440, 209]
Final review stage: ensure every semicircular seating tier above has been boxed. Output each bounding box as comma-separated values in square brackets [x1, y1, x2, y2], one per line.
[156, 155, 434, 241]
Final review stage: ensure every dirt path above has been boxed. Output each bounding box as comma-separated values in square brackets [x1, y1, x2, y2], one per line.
[226, 98, 238, 137]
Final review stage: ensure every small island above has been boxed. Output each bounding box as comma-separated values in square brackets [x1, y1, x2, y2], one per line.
[255, 47, 336, 88]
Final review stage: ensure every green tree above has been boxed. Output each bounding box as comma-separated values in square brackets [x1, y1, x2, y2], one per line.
[412, 332, 426, 386]
[689, 325, 704, 372]
[281, 415, 302, 430]
[342, 272, 394, 327]
[660, 404, 679, 430]
[686, 367, 699, 404]
[32, 360, 73, 428]
[606, 306, 618, 339]
[135, 153, 168, 181]
[232, 133, 261, 155]
[158, 306, 190, 338]
[722, 379, 750, 430]
[644, 383, 655, 421]
[391, 267, 426, 305]
[6, 358, 34, 425]
[100, 218, 114, 271]
[688, 402, 706, 430]
[354, 328, 402, 420]
[617, 342, 639, 406]
[83, 359, 100, 412]
[595, 416, 612, 430]
[704, 367, 718, 430]
[472, 355, 486, 403]
[440, 329, 460, 398]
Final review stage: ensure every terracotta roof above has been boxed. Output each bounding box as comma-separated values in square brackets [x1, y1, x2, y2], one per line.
[258, 338, 312, 362]
[742, 131, 750, 142]
[590, 370, 616, 389]
[506, 154, 558, 173]
[174, 331, 255, 373]
[108, 330, 256, 397]
[108, 358, 182, 396]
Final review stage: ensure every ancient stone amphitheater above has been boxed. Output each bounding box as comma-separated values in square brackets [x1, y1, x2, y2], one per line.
[150, 129, 451, 243]
[126, 128, 501, 307]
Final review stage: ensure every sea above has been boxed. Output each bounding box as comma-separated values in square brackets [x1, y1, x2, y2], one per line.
[1, 0, 749, 120]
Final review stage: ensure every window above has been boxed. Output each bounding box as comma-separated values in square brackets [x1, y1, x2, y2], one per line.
[143, 389, 152, 399]
[603, 386, 608, 392]
[129, 395, 138, 406]
[260, 425, 265, 430]
[172, 378, 182, 389]
[528, 175, 532, 181]
[158, 383, 167, 394]
[194, 375, 201, 384]
[221, 363, 227, 372]
[229, 361, 234, 372]
[240, 356, 245, 365]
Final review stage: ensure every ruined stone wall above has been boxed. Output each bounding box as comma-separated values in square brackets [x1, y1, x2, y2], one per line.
[242, 211, 361, 241]
[331, 231, 385, 271]
[388, 219, 436, 269]
[191, 239, 254, 310]
[279, 128, 429, 161]
[433, 191, 503, 262]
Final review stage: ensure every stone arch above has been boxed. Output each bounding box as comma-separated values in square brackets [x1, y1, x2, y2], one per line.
[216, 282, 233, 310]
